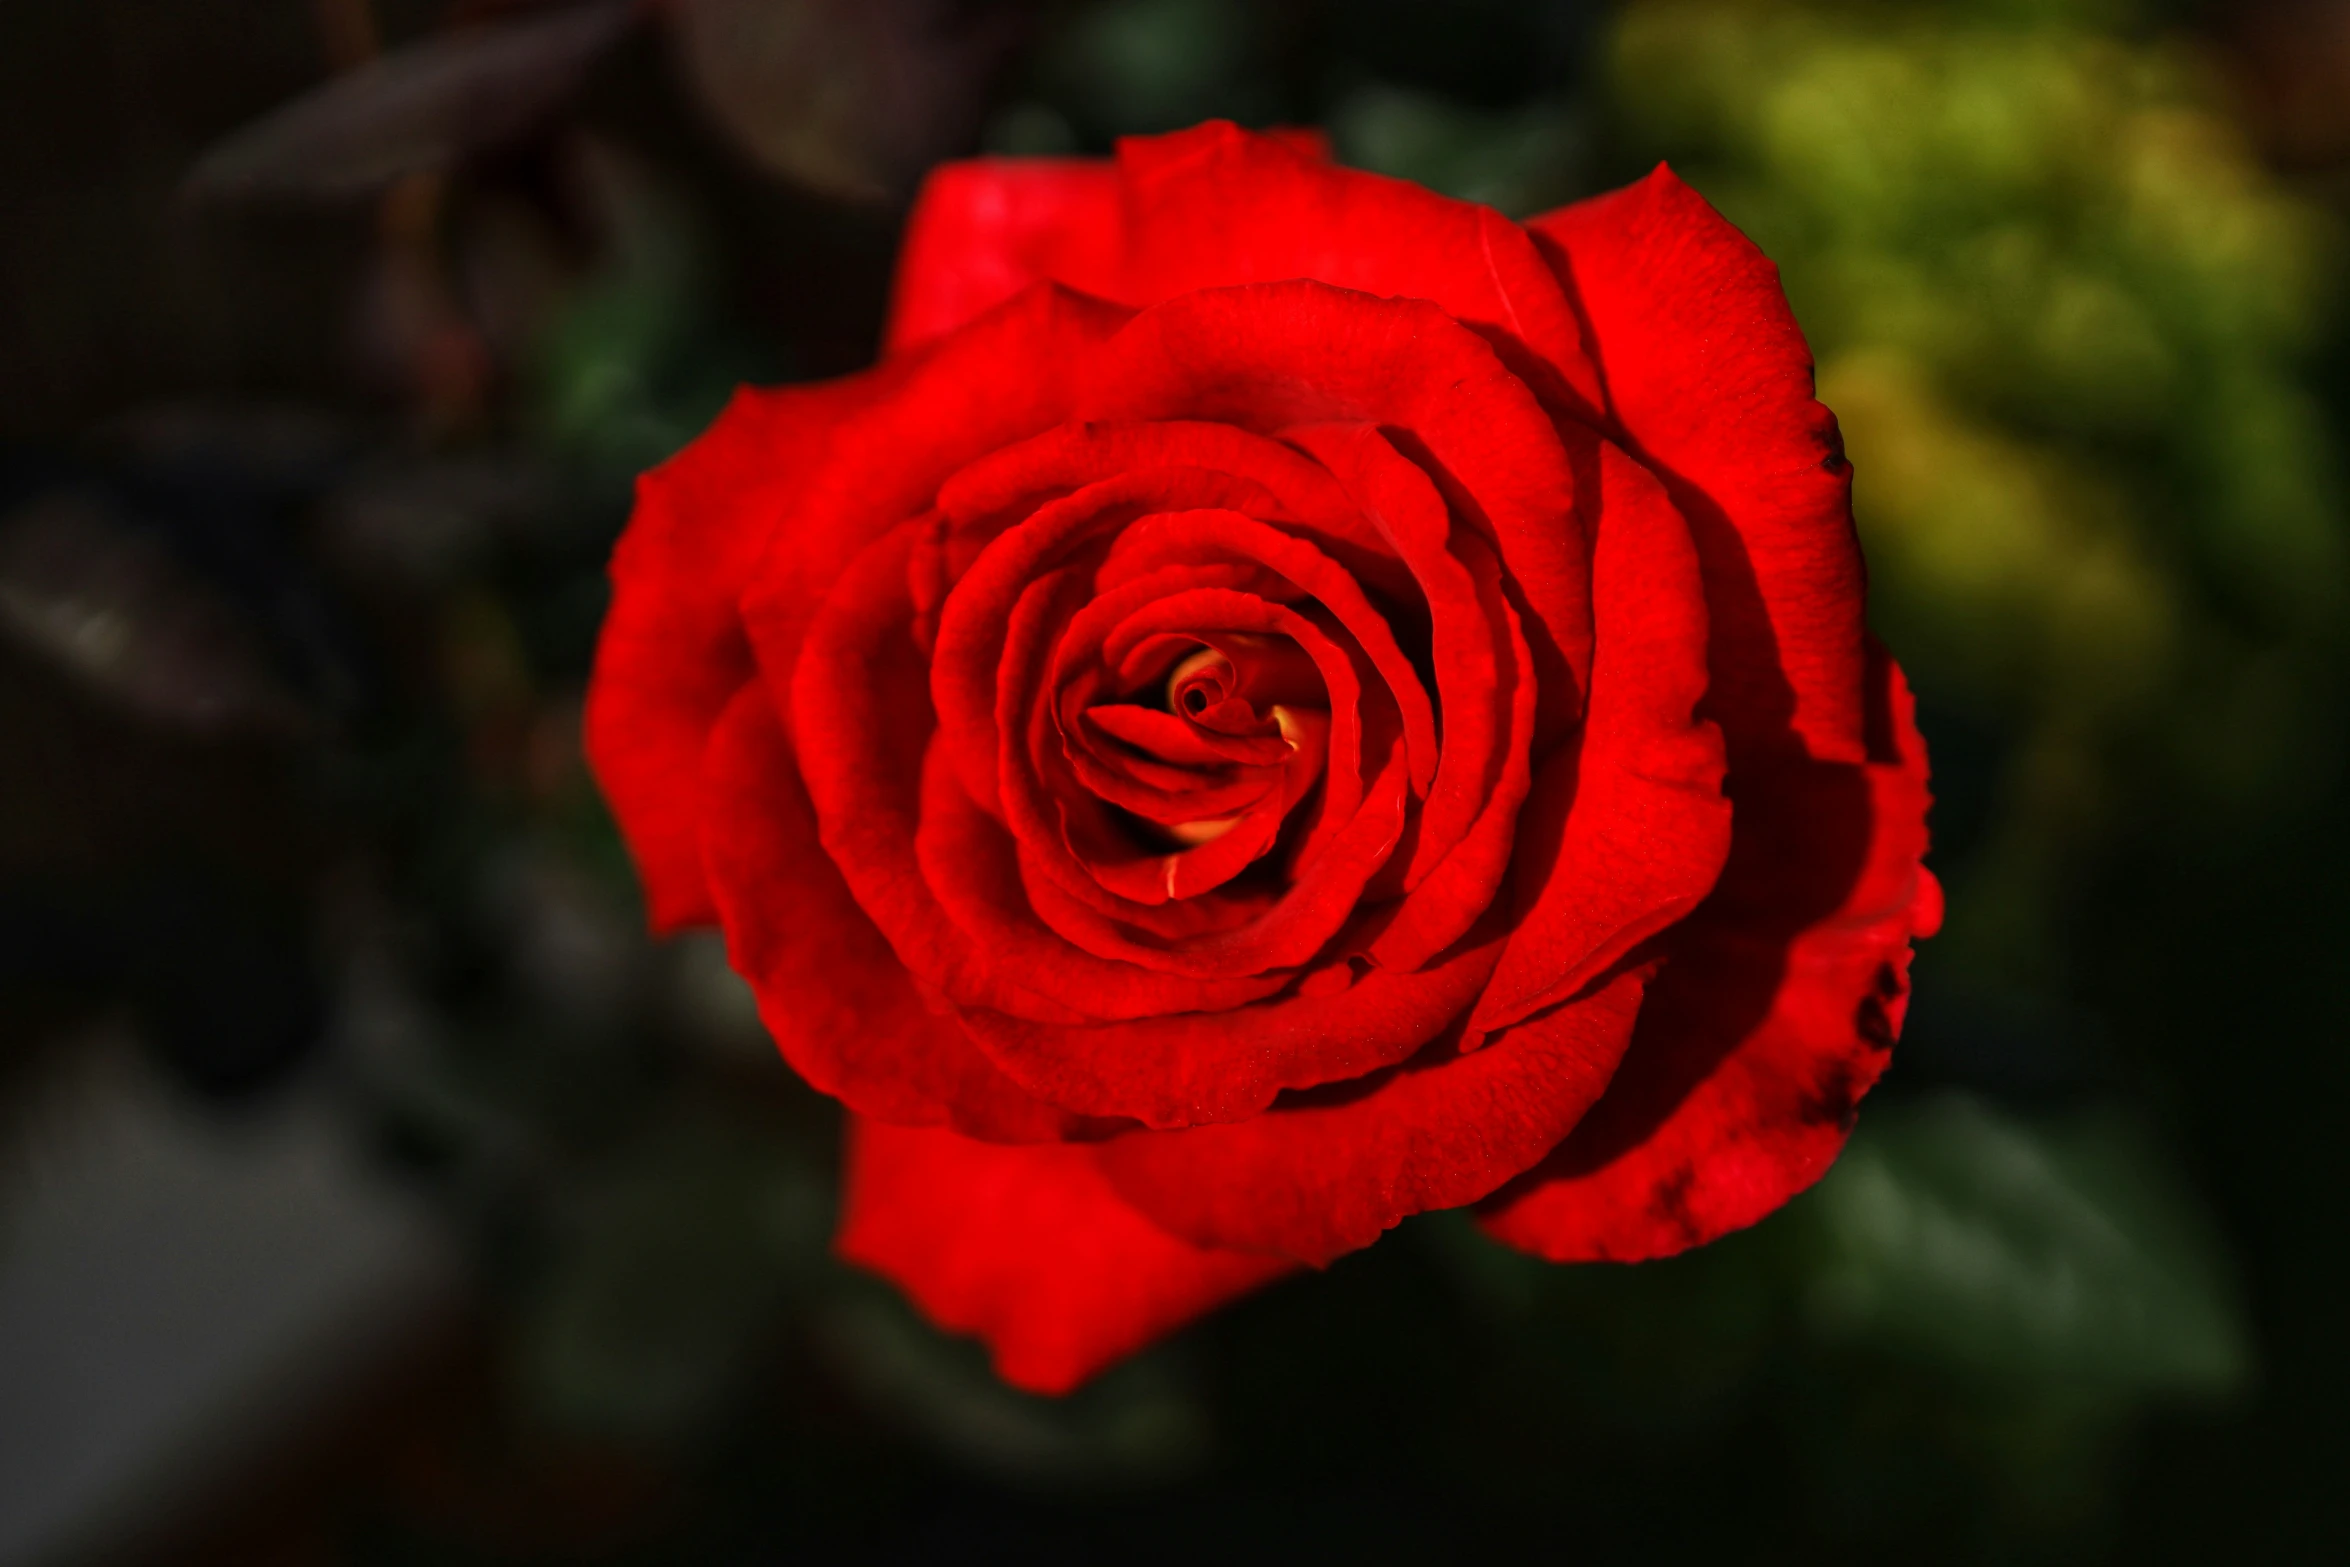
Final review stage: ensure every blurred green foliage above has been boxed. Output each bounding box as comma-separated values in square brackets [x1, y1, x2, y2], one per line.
[1330, 81, 1587, 216]
[1805, 1097, 2246, 1394]
[525, 145, 770, 481]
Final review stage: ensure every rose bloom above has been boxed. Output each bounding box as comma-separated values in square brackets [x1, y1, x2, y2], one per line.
[586, 123, 1939, 1393]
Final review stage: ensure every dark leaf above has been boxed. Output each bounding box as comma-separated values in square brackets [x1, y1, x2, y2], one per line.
[1803, 1094, 2252, 1397]
[0, 491, 305, 735]
[666, 0, 1017, 203]
[182, 0, 639, 203]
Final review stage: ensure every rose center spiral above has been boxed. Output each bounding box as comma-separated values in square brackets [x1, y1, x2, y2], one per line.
[1062, 627, 1333, 896]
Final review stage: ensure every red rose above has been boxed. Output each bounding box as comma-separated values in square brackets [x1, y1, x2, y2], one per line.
[586, 123, 1939, 1394]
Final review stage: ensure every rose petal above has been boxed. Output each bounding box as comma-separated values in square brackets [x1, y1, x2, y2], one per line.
[740, 284, 1132, 714]
[792, 520, 1105, 1022]
[933, 467, 1283, 820]
[1018, 575, 1327, 920]
[1464, 438, 1732, 1041]
[700, 684, 1099, 1141]
[938, 418, 1402, 595]
[1528, 166, 1869, 768]
[1275, 424, 1543, 969]
[1086, 507, 1437, 797]
[799, 518, 1292, 1023]
[917, 735, 1334, 1013]
[887, 159, 1128, 353]
[955, 917, 1505, 1130]
[1116, 121, 1606, 423]
[1078, 280, 1592, 749]
[1002, 545, 1382, 937]
[586, 364, 913, 931]
[1475, 648, 1938, 1261]
[1048, 564, 1324, 850]
[1097, 958, 1650, 1265]
[1282, 423, 1506, 881]
[991, 585, 1413, 973]
[838, 1116, 1295, 1395]
[1358, 571, 1535, 972]
[1082, 703, 1292, 772]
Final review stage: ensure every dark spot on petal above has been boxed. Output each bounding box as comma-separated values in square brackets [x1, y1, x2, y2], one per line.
[1819, 416, 1851, 476]
[1648, 1164, 1702, 1246]
[1856, 960, 1904, 1051]
[1802, 1059, 1864, 1132]
[1856, 997, 1894, 1051]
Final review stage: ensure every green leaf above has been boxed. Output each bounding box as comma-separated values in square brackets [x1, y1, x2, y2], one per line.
[1802, 1094, 2250, 1397]
[182, 1, 636, 203]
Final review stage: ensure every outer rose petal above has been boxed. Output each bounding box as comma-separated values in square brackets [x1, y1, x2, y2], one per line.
[1098, 962, 1651, 1266]
[740, 284, 1133, 710]
[1528, 166, 1869, 768]
[838, 1116, 1296, 1395]
[1475, 649, 1939, 1261]
[700, 684, 1099, 1142]
[887, 159, 1127, 353]
[585, 365, 910, 931]
[1116, 121, 1607, 422]
[881, 127, 1342, 357]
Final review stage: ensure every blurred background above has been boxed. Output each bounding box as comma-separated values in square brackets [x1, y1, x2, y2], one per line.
[0, 0, 2343, 1561]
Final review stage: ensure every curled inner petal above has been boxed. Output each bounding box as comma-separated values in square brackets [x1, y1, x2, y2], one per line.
[1045, 590, 1357, 908]
[1124, 638, 1332, 851]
